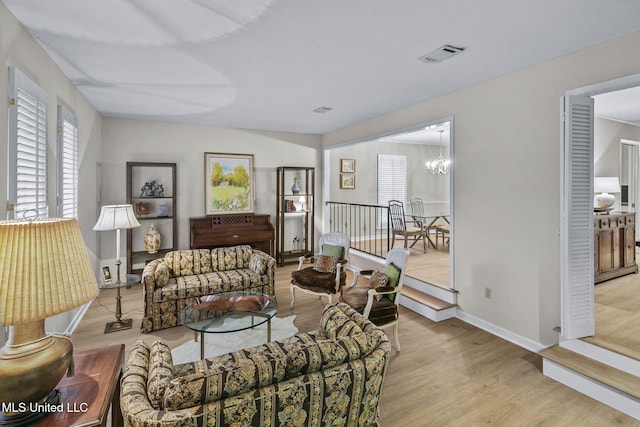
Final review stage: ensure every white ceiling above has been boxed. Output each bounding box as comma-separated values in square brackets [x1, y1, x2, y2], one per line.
[4, 0, 640, 135]
[594, 86, 640, 126]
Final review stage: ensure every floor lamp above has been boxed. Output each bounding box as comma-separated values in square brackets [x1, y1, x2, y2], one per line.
[93, 204, 140, 333]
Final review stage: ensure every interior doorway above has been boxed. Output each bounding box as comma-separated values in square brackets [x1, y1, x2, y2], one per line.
[620, 139, 640, 241]
[562, 72, 640, 344]
[323, 116, 454, 289]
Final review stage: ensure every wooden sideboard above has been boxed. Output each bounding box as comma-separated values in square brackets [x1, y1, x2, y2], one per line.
[190, 214, 275, 256]
[594, 211, 638, 284]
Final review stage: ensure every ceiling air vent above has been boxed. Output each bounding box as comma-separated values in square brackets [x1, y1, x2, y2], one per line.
[419, 45, 465, 64]
[313, 106, 333, 113]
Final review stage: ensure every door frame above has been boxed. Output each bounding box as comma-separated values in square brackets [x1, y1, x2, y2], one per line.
[620, 139, 640, 241]
[561, 72, 640, 340]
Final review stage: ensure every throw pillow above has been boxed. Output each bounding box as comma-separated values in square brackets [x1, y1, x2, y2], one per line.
[313, 255, 340, 273]
[368, 271, 389, 301]
[154, 262, 171, 287]
[249, 252, 268, 274]
[285, 333, 379, 377]
[321, 244, 345, 259]
[384, 262, 402, 288]
[368, 271, 388, 290]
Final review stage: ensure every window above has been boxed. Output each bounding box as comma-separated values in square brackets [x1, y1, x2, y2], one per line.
[57, 106, 79, 218]
[377, 154, 407, 227]
[8, 67, 49, 219]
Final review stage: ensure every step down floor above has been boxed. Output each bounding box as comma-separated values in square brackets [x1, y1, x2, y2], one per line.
[540, 345, 640, 400]
[401, 286, 456, 311]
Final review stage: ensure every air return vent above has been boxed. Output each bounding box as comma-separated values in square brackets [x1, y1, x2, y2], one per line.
[313, 106, 333, 113]
[419, 45, 465, 63]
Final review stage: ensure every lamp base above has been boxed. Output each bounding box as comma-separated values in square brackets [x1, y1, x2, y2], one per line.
[104, 318, 132, 334]
[0, 389, 60, 426]
[594, 192, 615, 209]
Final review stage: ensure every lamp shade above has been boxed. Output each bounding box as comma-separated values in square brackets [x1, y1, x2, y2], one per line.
[93, 204, 141, 231]
[594, 177, 620, 193]
[0, 218, 99, 326]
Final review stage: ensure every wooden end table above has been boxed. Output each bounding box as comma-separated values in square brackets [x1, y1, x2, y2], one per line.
[31, 344, 125, 427]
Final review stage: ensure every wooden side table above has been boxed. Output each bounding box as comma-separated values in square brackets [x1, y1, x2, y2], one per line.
[31, 344, 125, 427]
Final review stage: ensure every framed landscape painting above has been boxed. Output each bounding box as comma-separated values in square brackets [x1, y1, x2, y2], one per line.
[204, 153, 255, 215]
[340, 173, 355, 189]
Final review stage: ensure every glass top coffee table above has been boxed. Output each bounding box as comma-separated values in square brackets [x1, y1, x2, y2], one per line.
[182, 291, 277, 359]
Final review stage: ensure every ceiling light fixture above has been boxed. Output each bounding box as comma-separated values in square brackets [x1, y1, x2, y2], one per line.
[426, 129, 450, 175]
[419, 44, 466, 64]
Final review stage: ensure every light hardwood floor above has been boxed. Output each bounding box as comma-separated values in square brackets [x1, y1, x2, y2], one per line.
[73, 265, 636, 426]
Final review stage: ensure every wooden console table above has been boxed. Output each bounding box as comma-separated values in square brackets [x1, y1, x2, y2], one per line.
[594, 211, 638, 283]
[31, 344, 125, 427]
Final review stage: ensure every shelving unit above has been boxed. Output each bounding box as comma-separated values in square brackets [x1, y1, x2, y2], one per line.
[276, 167, 314, 266]
[126, 162, 177, 274]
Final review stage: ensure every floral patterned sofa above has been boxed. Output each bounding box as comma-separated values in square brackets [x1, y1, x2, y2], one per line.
[140, 245, 275, 332]
[121, 302, 391, 427]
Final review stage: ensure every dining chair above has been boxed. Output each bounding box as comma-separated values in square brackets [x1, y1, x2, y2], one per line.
[409, 197, 439, 248]
[389, 200, 427, 253]
[290, 232, 350, 307]
[339, 248, 410, 351]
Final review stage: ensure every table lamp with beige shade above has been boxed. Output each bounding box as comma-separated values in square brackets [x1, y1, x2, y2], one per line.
[0, 218, 99, 426]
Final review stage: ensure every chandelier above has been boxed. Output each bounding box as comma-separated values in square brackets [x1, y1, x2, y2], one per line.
[426, 129, 450, 175]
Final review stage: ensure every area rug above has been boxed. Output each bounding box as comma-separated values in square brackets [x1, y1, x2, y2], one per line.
[171, 315, 298, 365]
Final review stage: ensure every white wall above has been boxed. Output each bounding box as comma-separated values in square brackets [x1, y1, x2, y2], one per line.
[323, 31, 640, 347]
[99, 118, 322, 266]
[0, 3, 104, 337]
[594, 117, 640, 211]
[594, 116, 640, 176]
[328, 140, 450, 206]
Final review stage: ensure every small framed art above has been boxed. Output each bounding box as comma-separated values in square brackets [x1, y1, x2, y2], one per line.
[101, 266, 113, 284]
[340, 174, 355, 189]
[157, 204, 169, 217]
[341, 159, 355, 173]
[135, 202, 150, 215]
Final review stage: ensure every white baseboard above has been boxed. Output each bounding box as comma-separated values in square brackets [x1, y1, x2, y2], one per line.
[456, 309, 547, 353]
[64, 301, 93, 335]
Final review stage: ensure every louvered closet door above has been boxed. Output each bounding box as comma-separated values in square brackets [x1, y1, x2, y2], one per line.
[561, 95, 595, 339]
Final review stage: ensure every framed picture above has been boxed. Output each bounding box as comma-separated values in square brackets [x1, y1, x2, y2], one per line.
[157, 204, 169, 217]
[204, 152, 255, 215]
[101, 266, 113, 284]
[341, 158, 355, 173]
[340, 173, 355, 189]
[135, 202, 150, 215]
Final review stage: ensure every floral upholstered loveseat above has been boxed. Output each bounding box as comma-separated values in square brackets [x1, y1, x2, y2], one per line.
[141, 245, 275, 332]
[121, 302, 391, 427]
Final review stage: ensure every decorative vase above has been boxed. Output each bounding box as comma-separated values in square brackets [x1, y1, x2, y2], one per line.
[291, 178, 300, 195]
[144, 224, 161, 254]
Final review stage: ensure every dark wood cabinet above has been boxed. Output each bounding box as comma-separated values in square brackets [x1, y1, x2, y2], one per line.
[190, 214, 274, 256]
[594, 212, 638, 283]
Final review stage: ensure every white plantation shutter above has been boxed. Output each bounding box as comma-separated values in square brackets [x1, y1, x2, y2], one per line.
[57, 106, 79, 218]
[8, 67, 49, 219]
[377, 154, 407, 227]
[560, 95, 595, 339]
